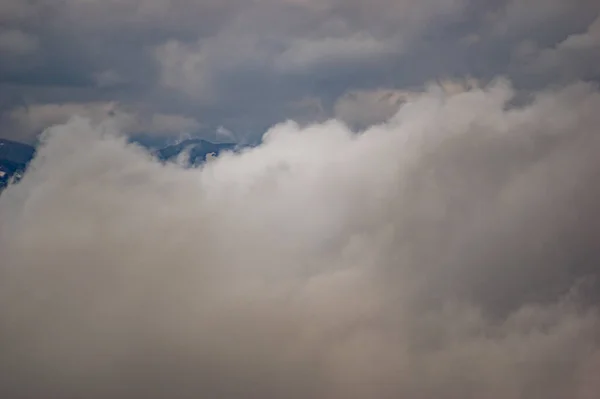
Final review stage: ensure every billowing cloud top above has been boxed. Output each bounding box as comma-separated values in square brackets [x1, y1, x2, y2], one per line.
[2, 79, 600, 398]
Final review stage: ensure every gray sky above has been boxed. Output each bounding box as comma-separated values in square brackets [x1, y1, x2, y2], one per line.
[1, 0, 599, 143]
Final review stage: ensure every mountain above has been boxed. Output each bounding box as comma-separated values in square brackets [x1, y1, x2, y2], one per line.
[0, 139, 36, 190]
[0, 138, 35, 164]
[0, 137, 238, 192]
[155, 139, 237, 165]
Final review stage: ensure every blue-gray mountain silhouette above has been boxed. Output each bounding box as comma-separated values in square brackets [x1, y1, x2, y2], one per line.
[155, 139, 237, 166]
[0, 139, 36, 189]
[0, 137, 238, 191]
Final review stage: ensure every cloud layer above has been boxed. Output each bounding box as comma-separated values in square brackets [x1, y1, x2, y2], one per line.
[1, 79, 600, 398]
[1, 0, 599, 142]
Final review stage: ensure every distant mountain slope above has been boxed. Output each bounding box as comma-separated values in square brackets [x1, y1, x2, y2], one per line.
[0, 137, 239, 192]
[0, 139, 35, 165]
[155, 139, 237, 165]
[0, 139, 36, 190]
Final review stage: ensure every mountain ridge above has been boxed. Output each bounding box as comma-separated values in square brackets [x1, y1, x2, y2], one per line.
[0, 137, 237, 191]
[0, 139, 36, 190]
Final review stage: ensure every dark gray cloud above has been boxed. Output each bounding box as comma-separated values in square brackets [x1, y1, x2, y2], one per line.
[0, 0, 599, 142]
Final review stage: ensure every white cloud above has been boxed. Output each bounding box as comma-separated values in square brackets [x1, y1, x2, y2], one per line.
[1, 80, 600, 398]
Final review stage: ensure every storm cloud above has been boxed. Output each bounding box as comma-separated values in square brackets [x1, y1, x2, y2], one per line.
[1, 0, 600, 142]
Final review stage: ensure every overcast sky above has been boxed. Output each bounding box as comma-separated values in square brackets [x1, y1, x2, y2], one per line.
[2, 2, 600, 398]
[1, 0, 599, 143]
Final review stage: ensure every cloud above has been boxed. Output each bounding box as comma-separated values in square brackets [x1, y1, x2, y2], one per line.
[155, 31, 396, 101]
[1, 79, 600, 398]
[3, 0, 600, 143]
[147, 113, 200, 134]
[92, 70, 127, 88]
[333, 88, 412, 128]
[6, 102, 201, 141]
[7, 102, 120, 139]
[0, 29, 39, 55]
[273, 34, 395, 74]
[152, 0, 469, 99]
[216, 125, 237, 142]
[487, 0, 599, 38]
[559, 16, 600, 50]
[12, 0, 246, 35]
[515, 16, 600, 83]
[333, 78, 481, 128]
[0, 1, 40, 23]
[154, 36, 259, 102]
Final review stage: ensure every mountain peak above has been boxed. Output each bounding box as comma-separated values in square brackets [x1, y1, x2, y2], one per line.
[155, 139, 237, 165]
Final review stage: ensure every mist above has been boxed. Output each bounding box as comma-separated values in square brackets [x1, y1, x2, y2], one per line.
[1, 79, 599, 398]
